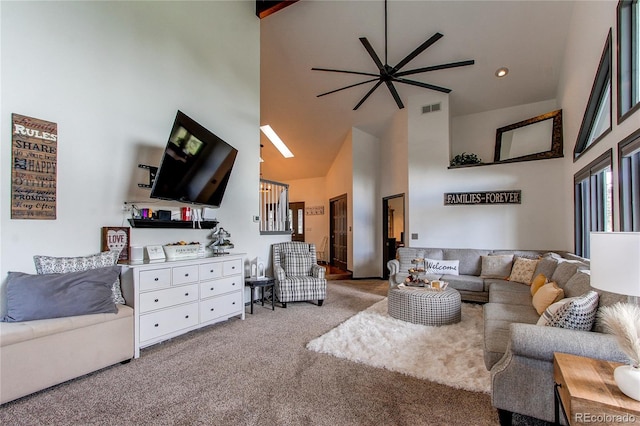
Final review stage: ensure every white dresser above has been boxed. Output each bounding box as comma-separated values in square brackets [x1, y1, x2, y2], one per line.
[120, 253, 245, 358]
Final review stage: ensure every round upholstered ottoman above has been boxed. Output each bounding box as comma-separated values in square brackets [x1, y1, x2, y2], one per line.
[388, 286, 461, 326]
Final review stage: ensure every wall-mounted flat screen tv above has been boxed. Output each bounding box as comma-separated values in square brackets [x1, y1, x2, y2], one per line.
[150, 110, 238, 207]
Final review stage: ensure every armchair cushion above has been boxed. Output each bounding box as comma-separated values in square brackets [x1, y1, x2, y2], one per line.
[283, 252, 314, 276]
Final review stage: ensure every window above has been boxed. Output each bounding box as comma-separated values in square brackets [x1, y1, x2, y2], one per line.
[619, 129, 640, 231]
[574, 30, 613, 159]
[574, 149, 614, 257]
[618, 0, 640, 122]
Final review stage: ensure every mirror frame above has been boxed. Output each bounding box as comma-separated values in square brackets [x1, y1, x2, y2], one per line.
[494, 109, 563, 163]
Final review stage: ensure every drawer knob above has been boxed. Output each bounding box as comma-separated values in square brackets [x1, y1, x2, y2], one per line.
[154, 323, 159, 327]
[154, 299, 159, 303]
[154, 278, 159, 281]
[210, 308, 214, 311]
[185, 293, 189, 296]
[185, 315, 189, 319]
[232, 301, 236, 305]
[210, 287, 214, 291]
[232, 282, 236, 286]
[232, 266, 236, 269]
[210, 269, 214, 273]
[185, 273, 189, 277]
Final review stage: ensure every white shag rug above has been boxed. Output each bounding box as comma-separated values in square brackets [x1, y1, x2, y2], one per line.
[307, 298, 491, 394]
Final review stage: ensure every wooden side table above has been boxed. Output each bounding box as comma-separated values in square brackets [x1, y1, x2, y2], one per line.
[553, 352, 640, 425]
[245, 277, 275, 314]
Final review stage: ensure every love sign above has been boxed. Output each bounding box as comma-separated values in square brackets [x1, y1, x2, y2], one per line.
[101, 227, 130, 261]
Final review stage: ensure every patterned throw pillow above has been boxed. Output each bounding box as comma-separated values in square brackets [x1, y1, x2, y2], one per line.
[536, 297, 575, 326]
[33, 251, 125, 304]
[508, 257, 540, 284]
[480, 255, 514, 279]
[424, 258, 459, 276]
[546, 291, 599, 331]
[283, 252, 313, 277]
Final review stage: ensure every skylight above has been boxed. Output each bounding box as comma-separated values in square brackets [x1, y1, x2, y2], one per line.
[260, 125, 294, 158]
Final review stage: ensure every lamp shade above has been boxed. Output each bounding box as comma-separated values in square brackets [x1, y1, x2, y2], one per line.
[590, 232, 640, 297]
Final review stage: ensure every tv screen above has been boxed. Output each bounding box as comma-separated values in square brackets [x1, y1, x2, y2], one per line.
[150, 111, 238, 207]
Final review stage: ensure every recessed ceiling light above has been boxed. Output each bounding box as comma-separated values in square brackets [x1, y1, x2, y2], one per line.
[495, 67, 509, 78]
[260, 125, 294, 158]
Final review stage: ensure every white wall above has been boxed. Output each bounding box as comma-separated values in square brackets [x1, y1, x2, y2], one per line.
[1, 2, 285, 304]
[351, 128, 381, 278]
[451, 99, 559, 163]
[407, 92, 569, 250]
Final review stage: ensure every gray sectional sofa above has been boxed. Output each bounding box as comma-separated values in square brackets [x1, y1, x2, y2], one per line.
[387, 247, 628, 425]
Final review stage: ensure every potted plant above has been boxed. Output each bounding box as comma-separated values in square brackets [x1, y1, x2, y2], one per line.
[450, 152, 482, 167]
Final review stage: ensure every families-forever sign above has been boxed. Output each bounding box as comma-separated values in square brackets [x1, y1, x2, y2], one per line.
[11, 114, 58, 220]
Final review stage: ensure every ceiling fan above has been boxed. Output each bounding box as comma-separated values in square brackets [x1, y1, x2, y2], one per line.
[312, 0, 475, 110]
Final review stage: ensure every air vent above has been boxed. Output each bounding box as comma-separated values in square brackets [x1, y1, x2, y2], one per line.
[421, 103, 442, 114]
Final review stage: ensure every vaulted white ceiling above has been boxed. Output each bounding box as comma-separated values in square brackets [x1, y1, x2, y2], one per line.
[260, 0, 575, 182]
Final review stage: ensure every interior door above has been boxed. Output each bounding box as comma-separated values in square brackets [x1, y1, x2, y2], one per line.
[330, 194, 348, 270]
[382, 194, 405, 279]
[289, 201, 305, 242]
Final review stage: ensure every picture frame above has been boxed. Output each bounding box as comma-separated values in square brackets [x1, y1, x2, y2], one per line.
[146, 245, 166, 261]
[101, 226, 130, 261]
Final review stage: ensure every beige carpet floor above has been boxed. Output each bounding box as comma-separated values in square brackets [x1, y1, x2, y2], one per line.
[0, 280, 548, 425]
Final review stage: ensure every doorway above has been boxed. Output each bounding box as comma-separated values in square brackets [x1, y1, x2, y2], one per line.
[382, 194, 405, 279]
[289, 201, 305, 242]
[329, 194, 348, 271]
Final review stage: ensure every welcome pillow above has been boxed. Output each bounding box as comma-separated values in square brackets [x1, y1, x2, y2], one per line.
[425, 258, 459, 275]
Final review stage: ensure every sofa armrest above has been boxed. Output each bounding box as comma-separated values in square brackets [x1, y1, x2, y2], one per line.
[387, 259, 399, 276]
[509, 323, 628, 363]
[274, 265, 286, 281]
[311, 264, 326, 279]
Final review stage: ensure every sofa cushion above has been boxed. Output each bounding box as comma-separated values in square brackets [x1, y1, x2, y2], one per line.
[551, 260, 586, 288]
[2, 267, 120, 322]
[563, 270, 591, 298]
[530, 273, 548, 296]
[546, 291, 599, 331]
[488, 280, 531, 294]
[425, 259, 459, 275]
[480, 255, 514, 279]
[34, 251, 125, 304]
[443, 249, 491, 276]
[441, 274, 484, 292]
[490, 250, 543, 259]
[532, 282, 564, 315]
[489, 288, 533, 306]
[483, 301, 540, 324]
[532, 256, 559, 280]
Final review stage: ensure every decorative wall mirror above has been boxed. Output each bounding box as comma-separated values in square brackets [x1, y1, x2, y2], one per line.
[494, 109, 563, 163]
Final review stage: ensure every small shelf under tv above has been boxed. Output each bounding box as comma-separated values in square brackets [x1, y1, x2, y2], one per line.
[128, 219, 219, 229]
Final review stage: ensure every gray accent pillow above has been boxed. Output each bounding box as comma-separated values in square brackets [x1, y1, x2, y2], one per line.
[2, 266, 120, 322]
[480, 254, 514, 279]
[33, 251, 125, 304]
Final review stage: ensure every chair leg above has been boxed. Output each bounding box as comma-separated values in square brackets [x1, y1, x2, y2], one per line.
[318, 299, 324, 306]
[281, 302, 287, 308]
[497, 409, 512, 426]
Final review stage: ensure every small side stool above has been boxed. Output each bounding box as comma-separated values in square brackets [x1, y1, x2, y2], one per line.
[245, 277, 275, 314]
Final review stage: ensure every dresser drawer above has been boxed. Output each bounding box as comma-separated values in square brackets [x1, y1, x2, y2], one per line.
[199, 262, 223, 281]
[172, 265, 199, 285]
[139, 302, 199, 343]
[139, 284, 199, 313]
[200, 276, 242, 299]
[223, 259, 242, 276]
[139, 268, 171, 292]
[200, 291, 242, 322]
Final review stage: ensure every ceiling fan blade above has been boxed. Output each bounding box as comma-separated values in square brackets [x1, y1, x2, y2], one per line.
[393, 77, 452, 93]
[392, 32, 443, 73]
[312, 67, 379, 78]
[384, 81, 404, 109]
[395, 60, 475, 78]
[359, 37, 385, 71]
[354, 80, 384, 110]
[316, 78, 380, 97]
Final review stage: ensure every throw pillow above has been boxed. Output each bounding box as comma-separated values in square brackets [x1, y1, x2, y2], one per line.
[2, 266, 120, 322]
[546, 291, 599, 331]
[532, 282, 565, 315]
[530, 273, 548, 296]
[33, 251, 125, 304]
[480, 255, 514, 279]
[283, 252, 314, 276]
[536, 297, 575, 326]
[508, 257, 540, 285]
[424, 258, 459, 275]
